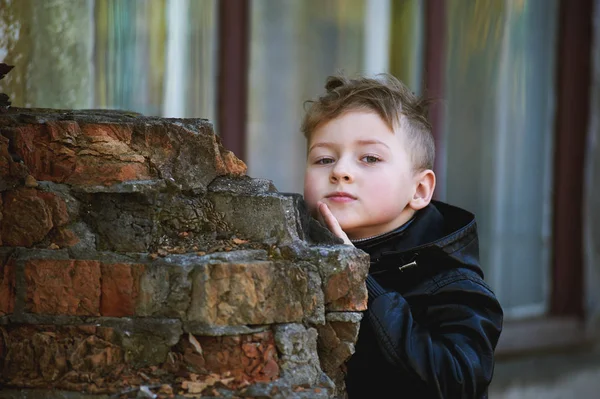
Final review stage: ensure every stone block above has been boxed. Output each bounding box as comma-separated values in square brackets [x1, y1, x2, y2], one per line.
[208, 191, 307, 244]
[136, 258, 193, 318]
[274, 323, 322, 387]
[81, 190, 234, 253]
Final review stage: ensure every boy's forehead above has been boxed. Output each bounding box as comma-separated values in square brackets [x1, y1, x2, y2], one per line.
[307, 112, 406, 147]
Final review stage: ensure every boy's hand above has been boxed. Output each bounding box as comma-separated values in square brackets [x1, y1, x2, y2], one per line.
[317, 201, 353, 246]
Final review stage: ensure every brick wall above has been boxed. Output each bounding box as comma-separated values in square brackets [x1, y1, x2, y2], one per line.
[0, 109, 368, 399]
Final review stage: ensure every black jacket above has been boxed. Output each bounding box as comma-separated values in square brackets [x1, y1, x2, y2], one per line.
[345, 201, 503, 398]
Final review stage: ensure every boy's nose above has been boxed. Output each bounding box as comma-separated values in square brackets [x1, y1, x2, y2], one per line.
[330, 163, 354, 183]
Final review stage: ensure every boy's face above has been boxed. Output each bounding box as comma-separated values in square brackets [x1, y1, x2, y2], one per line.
[304, 110, 423, 240]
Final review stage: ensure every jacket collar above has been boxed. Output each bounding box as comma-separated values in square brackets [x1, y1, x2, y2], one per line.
[354, 201, 483, 278]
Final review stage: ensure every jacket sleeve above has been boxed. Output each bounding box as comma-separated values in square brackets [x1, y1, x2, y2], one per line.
[365, 273, 503, 398]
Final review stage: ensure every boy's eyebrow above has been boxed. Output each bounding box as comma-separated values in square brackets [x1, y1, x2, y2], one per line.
[308, 139, 390, 153]
[308, 142, 334, 153]
[356, 139, 390, 149]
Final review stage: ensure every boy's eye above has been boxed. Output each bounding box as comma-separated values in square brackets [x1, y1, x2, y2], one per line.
[316, 158, 334, 165]
[362, 155, 381, 163]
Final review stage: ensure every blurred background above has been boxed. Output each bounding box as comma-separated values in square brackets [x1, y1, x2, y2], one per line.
[1, 0, 599, 397]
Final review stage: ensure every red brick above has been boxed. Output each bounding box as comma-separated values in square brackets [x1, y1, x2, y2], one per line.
[2, 324, 123, 385]
[0, 132, 29, 188]
[1, 189, 72, 248]
[7, 123, 152, 187]
[68, 157, 151, 187]
[80, 123, 133, 143]
[1, 188, 53, 247]
[37, 191, 69, 227]
[0, 258, 15, 315]
[0, 134, 10, 180]
[324, 258, 368, 312]
[213, 140, 247, 176]
[25, 259, 101, 315]
[190, 331, 279, 383]
[100, 263, 144, 317]
[48, 227, 80, 248]
[7, 125, 76, 183]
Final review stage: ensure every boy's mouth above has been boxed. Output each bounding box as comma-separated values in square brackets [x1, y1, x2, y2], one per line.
[325, 192, 357, 203]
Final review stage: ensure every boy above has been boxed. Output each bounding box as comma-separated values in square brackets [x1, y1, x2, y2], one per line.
[302, 74, 503, 398]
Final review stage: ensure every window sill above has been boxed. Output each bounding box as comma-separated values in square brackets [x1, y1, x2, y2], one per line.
[495, 316, 597, 359]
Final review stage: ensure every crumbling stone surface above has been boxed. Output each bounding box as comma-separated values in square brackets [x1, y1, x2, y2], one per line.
[0, 109, 369, 398]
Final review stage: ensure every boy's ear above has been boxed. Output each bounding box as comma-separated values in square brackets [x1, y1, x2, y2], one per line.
[409, 169, 436, 211]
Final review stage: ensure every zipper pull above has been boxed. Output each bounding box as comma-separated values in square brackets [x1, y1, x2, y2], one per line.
[398, 260, 417, 272]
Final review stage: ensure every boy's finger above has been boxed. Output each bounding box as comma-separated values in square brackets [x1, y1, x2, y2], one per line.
[318, 202, 340, 232]
[318, 202, 353, 245]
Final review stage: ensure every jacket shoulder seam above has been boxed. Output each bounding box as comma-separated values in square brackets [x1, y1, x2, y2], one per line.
[425, 271, 493, 295]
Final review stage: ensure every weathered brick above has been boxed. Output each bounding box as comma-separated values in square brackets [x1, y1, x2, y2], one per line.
[273, 324, 321, 387]
[0, 132, 29, 191]
[0, 257, 15, 315]
[4, 124, 76, 184]
[0, 193, 3, 245]
[188, 261, 307, 325]
[180, 331, 280, 383]
[37, 191, 70, 227]
[25, 259, 101, 315]
[2, 114, 246, 190]
[315, 312, 361, 392]
[317, 248, 369, 312]
[47, 226, 80, 248]
[1, 188, 53, 247]
[100, 263, 144, 317]
[1, 325, 123, 386]
[214, 145, 247, 176]
[4, 122, 151, 187]
[207, 192, 306, 244]
[136, 261, 192, 318]
[130, 122, 246, 190]
[0, 188, 71, 248]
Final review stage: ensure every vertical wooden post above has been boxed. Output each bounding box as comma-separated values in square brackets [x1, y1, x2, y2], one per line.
[425, 0, 446, 198]
[551, 0, 594, 317]
[217, 0, 250, 161]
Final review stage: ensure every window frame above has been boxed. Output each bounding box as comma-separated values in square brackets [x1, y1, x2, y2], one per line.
[217, 0, 250, 162]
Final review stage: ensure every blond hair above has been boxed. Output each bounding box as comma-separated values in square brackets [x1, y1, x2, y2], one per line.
[301, 74, 435, 171]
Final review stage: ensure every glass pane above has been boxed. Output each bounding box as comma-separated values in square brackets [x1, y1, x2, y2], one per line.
[0, 0, 94, 109]
[94, 0, 168, 116]
[247, 0, 366, 193]
[95, 0, 217, 119]
[389, 0, 424, 93]
[0, 0, 216, 119]
[443, 0, 558, 318]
